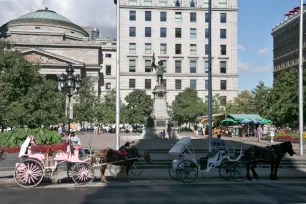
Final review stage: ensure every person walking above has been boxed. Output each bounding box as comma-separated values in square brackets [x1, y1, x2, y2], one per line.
[257, 125, 263, 142]
[167, 125, 172, 139]
[270, 125, 275, 143]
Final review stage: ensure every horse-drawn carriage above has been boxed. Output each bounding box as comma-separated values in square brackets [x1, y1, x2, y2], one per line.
[168, 137, 245, 183]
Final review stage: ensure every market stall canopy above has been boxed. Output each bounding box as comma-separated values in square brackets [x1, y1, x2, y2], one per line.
[220, 118, 237, 124]
[261, 118, 273, 124]
[196, 113, 225, 122]
[228, 114, 263, 121]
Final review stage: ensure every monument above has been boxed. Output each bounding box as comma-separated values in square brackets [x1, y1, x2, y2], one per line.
[141, 53, 178, 139]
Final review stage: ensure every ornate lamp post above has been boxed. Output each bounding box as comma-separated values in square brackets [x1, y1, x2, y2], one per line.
[58, 65, 82, 135]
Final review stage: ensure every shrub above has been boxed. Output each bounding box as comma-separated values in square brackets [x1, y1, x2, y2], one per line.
[0, 128, 63, 147]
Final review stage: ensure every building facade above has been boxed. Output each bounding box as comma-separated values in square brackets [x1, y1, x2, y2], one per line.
[82, 26, 100, 40]
[116, 0, 239, 105]
[271, 8, 306, 78]
[0, 8, 103, 95]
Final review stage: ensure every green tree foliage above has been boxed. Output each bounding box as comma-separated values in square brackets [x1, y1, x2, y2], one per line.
[172, 88, 207, 124]
[225, 90, 255, 114]
[212, 94, 226, 114]
[95, 90, 116, 124]
[124, 89, 153, 124]
[74, 77, 97, 124]
[251, 81, 271, 117]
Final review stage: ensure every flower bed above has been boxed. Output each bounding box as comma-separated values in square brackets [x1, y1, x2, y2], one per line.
[276, 136, 299, 142]
[4, 142, 68, 154]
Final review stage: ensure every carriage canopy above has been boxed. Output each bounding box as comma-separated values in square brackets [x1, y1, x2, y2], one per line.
[168, 137, 192, 156]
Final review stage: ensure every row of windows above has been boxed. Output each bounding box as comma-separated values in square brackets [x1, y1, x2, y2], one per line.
[128, 0, 228, 8]
[129, 27, 227, 39]
[130, 10, 227, 23]
[128, 43, 227, 55]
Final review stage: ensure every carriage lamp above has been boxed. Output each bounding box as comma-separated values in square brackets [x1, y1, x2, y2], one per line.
[57, 64, 82, 135]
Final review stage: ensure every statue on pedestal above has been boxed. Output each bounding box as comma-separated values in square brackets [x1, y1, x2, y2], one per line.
[151, 53, 164, 86]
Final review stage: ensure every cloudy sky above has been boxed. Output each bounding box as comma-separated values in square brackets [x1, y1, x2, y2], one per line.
[0, 0, 116, 37]
[0, 0, 301, 91]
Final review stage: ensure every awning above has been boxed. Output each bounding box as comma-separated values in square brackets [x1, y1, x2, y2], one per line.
[227, 114, 263, 121]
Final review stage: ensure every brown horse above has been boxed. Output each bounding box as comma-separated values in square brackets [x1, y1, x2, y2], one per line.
[93, 142, 151, 183]
[0, 146, 6, 161]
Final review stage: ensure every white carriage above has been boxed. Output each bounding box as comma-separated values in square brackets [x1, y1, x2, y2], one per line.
[168, 137, 245, 183]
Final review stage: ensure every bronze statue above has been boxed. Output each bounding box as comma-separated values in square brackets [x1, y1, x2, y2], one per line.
[151, 53, 164, 86]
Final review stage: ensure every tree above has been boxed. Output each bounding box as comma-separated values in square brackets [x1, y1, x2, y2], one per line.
[172, 88, 207, 124]
[225, 90, 255, 114]
[212, 94, 226, 114]
[95, 90, 116, 124]
[251, 81, 271, 117]
[74, 77, 97, 125]
[124, 89, 153, 124]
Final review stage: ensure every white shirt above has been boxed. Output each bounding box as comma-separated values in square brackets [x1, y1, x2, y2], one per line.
[67, 135, 81, 145]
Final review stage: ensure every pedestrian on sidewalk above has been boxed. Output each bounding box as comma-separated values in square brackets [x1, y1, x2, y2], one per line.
[270, 125, 275, 143]
[257, 125, 263, 142]
[167, 125, 172, 139]
[194, 124, 198, 136]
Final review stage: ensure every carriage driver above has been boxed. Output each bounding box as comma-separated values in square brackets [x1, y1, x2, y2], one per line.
[66, 131, 86, 157]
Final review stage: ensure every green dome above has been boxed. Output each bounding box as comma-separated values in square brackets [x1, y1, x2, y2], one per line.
[17, 8, 72, 23]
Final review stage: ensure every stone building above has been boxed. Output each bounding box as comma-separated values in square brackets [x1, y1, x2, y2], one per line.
[82, 26, 100, 40]
[271, 8, 306, 79]
[115, 0, 239, 105]
[0, 8, 103, 95]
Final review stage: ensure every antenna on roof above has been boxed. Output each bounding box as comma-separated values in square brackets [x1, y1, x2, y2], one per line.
[45, 7, 48, 10]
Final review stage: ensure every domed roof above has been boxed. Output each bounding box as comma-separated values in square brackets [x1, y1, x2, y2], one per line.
[17, 8, 72, 23]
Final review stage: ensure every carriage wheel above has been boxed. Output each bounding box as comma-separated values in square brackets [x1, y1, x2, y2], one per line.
[219, 159, 232, 180]
[131, 163, 143, 176]
[109, 164, 123, 176]
[15, 159, 44, 188]
[176, 160, 198, 183]
[71, 163, 95, 185]
[168, 164, 180, 181]
[230, 162, 246, 182]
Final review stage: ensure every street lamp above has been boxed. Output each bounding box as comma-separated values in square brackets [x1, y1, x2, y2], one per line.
[58, 64, 82, 135]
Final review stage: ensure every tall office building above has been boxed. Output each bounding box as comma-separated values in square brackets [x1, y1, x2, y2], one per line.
[111, 0, 238, 105]
[82, 26, 100, 40]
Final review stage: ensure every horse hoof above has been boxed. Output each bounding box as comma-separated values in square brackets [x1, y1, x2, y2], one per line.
[101, 179, 108, 183]
[125, 179, 130, 182]
[270, 176, 276, 180]
[247, 177, 252, 181]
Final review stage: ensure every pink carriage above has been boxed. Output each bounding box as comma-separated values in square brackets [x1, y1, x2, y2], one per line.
[14, 136, 95, 188]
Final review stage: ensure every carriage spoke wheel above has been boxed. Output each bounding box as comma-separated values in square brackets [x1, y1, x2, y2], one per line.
[67, 162, 76, 178]
[131, 163, 143, 176]
[71, 163, 95, 185]
[168, 164, 180, 181]
[15, 159, 44, 188]
[176, 160, 198, 183]
[109, 164, 123, 176]
[230, 162, 246, 182]
[219, 159, 232, 180]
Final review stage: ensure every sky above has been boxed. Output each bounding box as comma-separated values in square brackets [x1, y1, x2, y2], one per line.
[0, 0, 301, 92]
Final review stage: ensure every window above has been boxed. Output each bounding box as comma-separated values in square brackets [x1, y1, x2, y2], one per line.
[106, 83, 111, 89]
[205, 80, 208, 89]
[175, 79, 182, 89]
[218, 0, 227, 8]
[205, 44, 209, 55]
[145, 43, 151, 54]
[106, 65, 111, 75]
[190, 60, 196, 73]
[160, 12, 167, 21]
[220, 13, 226, 23]
[144, 0, 152, 6]
[220, 29, 227, 39]
[128, 0, 137, 5]
[220, 80, 227, 90]
[190, 80, 197, 89]
[130, 27, 136, 37]
[220, 45, 226, 55]
[205, 61, 209, 73]
[175, 60, 181, 73]
[190, 12, 196, 22]
[203, 0, 208, 8]
[205, 13, 209, 23]
[175, 44, 181, 54]
[205, 28, 209, 38]
[160, 43, 167, 54]
[190, 28, 196, 38]
[145, 60, 151, 72]
[175, 12, 182, 22]
[105, 54, 112, 58]
[220, 96, 227, 105]
[162, 79, 167, 88]
[145, 11, 151, 21]
[129, 79, 136, 88]
[145, 27, 151, 37]
[220, 61, 226, 73]
[175, 28, 181, 38]
[130, 11, 136, 21]
[160, 27, 167, 37]
[161, 60, 167, 72]
[145, 79, 151, 89]
[160, 0, 167, 6]
[129, 43, 136, 54]
[190, 44, 196, 55]
[129, 60, 136, 72]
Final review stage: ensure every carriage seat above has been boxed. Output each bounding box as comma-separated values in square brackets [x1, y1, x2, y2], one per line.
[72, 145, 82, 150]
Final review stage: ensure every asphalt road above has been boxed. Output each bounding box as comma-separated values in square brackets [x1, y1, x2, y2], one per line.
[1, 181, 306, 204]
